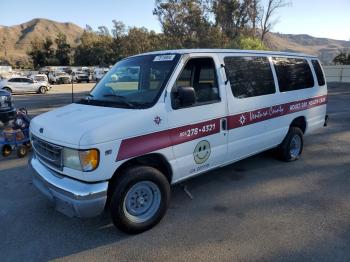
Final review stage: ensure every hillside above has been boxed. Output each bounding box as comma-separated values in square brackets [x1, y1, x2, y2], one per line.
[0, 18, 83, 65]
[0, 18, 349, 66]
[264, 32, 350, 64]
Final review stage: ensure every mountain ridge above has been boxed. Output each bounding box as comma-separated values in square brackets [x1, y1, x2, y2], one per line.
[0, 18, 349, 65]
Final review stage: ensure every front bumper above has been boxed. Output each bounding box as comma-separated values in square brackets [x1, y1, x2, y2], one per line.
[29, 155, 108, 217]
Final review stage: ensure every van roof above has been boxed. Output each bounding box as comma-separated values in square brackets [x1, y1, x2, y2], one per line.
[135, 49, 318, 59]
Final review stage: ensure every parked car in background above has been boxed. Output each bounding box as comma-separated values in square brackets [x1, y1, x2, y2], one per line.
[0, 77, 49, 94]
[71, 71, 90, 83]
[0, 89, 15, 124]
[93, 68, 109, 82]
[48, 71, 72, 84]
[29, 74, 49, 84]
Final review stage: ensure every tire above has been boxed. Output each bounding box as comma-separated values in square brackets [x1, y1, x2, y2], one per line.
[1, 144, 12, 157]
[87, 80, 90, 83]
[277, 127, 303, 162]
[3, 87, 12, 93]
[16, 145, 28, 158]
[109, 166, 171, 234]
[39, 86, 47, 94]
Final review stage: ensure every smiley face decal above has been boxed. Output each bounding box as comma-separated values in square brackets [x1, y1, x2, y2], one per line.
[193, 140, 211, 164]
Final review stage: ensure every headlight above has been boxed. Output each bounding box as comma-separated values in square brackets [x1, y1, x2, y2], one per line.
[63, 148, 99, 172]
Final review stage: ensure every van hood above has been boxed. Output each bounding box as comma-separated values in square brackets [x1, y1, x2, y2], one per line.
[30, 103, 133, 146]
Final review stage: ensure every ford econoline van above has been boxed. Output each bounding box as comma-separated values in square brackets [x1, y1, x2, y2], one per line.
[29, 49, 327, 233]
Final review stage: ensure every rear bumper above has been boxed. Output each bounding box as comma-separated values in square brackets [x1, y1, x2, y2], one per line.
[29, 155, 108, 217]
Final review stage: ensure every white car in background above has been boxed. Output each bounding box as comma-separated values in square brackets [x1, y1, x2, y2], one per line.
[93, 68, 109, 82]
[0, 76, 50, 94]
[48, 71, 72, 84]
[30, 74, 50, 85]
[71, 71, 90, 83]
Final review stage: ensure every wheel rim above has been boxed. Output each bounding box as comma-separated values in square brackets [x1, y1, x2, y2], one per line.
[123, 181, 161, 223]
[290, 134, 301, 158]
[41, 87, 46, 93]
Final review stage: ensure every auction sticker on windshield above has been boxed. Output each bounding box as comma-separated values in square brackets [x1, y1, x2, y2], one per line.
[153, 55, 176, 62]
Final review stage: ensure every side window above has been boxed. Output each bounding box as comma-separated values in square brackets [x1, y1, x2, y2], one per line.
[224, 56, 275, 98]
[272, 57, 314, 92]
[22, 78, 31, 83]
[311, 59, 326, 86]
[8, 78, 19, 82]
[173, 57, 220, 108]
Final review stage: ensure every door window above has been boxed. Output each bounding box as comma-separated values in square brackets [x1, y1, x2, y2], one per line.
[172, 57, 220, 108]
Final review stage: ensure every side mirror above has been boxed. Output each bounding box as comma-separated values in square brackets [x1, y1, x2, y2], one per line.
[175, 86, 196, 108]
[30, 79, 35, 83]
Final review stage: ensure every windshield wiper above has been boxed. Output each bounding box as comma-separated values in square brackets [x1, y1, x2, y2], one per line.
[102, 94, 134, 107]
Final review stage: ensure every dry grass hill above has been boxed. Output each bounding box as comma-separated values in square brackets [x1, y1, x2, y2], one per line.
[0, 18, 83, 65]
[0, 18, 349, 66]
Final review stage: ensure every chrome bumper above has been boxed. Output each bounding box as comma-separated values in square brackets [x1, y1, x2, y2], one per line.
[29, 156, 108, 218]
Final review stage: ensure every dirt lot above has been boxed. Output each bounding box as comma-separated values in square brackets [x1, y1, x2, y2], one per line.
[0, 83, 349, 261]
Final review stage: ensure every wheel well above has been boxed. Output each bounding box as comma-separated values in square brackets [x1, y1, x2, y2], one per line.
[290, 116, 307, 133]
[106, 153, 172, 205]
[3, 87, 12, 92]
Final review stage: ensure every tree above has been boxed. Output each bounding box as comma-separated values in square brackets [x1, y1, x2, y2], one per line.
[27, 37, 56, 68]
[98, 26, 110, 36]
[112, 20, 126, 38]
[260, 0, 289, 41]
[55, 33, 71, 65]
[153, 0, 213, 48]
[333, 52, 350, 65]
[74, 31, 115, 66]
[27, 39, 45, 68]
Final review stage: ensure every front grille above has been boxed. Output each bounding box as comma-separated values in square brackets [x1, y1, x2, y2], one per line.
[32, 135, 63, 170]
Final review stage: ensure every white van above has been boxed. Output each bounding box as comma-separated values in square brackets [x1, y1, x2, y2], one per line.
[29, 49, 328, 234]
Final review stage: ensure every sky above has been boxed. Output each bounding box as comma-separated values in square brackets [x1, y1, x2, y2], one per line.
[0, 0, 349, 41]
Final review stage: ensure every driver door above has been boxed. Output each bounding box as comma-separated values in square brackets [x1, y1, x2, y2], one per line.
[166, 54, 228, 183]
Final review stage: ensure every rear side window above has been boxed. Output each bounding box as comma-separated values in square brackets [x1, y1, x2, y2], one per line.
[273, 57, 314, 92]
[224, 56, 275, 98]
[311, 60, 325, 86]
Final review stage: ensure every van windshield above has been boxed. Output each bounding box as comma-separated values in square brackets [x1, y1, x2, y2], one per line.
[81, 54, 180, 109]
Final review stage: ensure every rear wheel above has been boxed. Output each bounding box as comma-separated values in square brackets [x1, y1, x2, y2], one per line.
[109, 166, 170, 234]
[38, 86, 47, 94]
[1, 144, 12, 157]
[277, 127, 303, 162]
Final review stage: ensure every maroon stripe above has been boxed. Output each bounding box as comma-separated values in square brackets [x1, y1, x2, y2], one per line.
[117, 118, 220, 161]
[228, 95, 327, 129]
[117, 95, 327, 161]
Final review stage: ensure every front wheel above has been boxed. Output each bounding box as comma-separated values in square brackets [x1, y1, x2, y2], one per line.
[109, 166, 170, 234]
[16, 145, 28, 158]
[277, 127, 303, 162]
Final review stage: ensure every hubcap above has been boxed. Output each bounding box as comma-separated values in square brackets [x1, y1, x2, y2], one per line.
[290, 134, 301, 158]
[123, 181, 161, 223]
